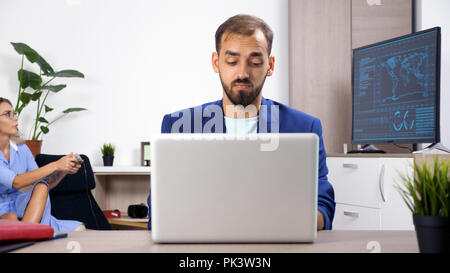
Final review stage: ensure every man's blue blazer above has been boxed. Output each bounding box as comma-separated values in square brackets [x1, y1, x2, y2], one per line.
[147, 97, 336, 230]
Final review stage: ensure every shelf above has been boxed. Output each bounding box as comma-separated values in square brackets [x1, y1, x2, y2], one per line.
[92, 166, 151, 175]
[107, 215, 148, 229]
[92, 167, 150, 214]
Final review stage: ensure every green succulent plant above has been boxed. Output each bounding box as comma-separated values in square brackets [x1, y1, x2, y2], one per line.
[101, 143, 116, 157]
[396, 157, 450, 217]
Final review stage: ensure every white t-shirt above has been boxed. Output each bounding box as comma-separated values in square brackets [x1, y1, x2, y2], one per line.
[224, 116, 258, 134]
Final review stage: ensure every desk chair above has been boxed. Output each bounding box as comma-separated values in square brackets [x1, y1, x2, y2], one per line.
[35, 154, 111, 230]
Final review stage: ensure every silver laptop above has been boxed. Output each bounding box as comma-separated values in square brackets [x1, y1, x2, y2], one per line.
[151, 133, 318, 243]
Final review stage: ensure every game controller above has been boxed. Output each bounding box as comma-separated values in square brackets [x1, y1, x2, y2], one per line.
[74, 153, 83, 165]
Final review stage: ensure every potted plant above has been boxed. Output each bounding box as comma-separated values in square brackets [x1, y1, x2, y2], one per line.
[11, 42, 86, 157]
[101, 143, 116, 166]
[396, 157, 450, 253]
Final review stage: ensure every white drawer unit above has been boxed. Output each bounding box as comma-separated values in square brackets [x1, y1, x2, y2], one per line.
[327, 158, 383, 209]
[333, 203, 381, 230]
[327, 156, 414, 230]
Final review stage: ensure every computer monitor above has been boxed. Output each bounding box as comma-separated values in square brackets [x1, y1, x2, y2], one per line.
[352, 27, 441, 145]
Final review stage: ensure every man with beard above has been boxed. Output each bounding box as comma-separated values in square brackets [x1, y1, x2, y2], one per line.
[147, 14, 335, 231]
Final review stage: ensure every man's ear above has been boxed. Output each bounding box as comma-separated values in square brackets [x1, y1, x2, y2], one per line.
[266, 56, 275, 76]
[212, 52, 219, 73]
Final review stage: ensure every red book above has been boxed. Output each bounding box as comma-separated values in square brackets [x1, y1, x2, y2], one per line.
[0, 219, 54, 243]
[103, 209, 121, 218]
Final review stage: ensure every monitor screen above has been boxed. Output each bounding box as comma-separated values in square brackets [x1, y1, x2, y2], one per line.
[352, 27, 441, 144]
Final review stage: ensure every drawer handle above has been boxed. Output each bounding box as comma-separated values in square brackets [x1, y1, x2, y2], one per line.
[379, 164, 386, 202]
[343, 163, 358, 169]
[343, 211, 359, 218]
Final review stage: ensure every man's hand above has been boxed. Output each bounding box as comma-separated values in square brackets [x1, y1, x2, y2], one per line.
[317, 210, 325, 230]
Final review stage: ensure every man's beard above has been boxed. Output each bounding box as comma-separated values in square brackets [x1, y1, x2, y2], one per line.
[220, 75, 267, 107]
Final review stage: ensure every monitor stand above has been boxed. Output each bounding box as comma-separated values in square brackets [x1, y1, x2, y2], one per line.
[347, 144, 386, 154]
[413, 143, 450, 154]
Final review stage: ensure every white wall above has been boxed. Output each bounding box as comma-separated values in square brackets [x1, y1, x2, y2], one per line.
[416, 0, 450, 148]
[0, 0, 289, 165]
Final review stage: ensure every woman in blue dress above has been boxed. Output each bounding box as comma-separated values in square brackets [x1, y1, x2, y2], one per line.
[0, 97, 85, 231]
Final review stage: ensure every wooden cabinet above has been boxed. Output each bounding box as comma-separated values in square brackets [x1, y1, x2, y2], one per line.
[289, 0, 413, 154]
[289, 0, 352, 155]
[327, 155, 415, 230]
[352, 0, 413, 49]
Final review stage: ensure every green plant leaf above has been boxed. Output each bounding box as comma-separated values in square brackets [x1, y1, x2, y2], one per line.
[408, 179, 421, 214]
[101, 143, 115, 156]
[40, 126, 49, 134]
[395, 185, 414, 213]
[52, 70, 84, 78]
[31, 91, 43, 101]
[17, 104, 27, 114]
[41, 84, 66, 92]
[44, 105, 54, 113]
[11, 42, 39, 62]
[18, 69, 42, 90]
[38, 117, 49, 123]
[62, 107, 87, 114]
[11, 42, 54, 75]
[19, 92, 32, 105]
[399, 158, 450, 217]
[36, 56, 54, 76]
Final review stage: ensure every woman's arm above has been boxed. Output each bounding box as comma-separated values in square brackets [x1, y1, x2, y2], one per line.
[45, 169, 82, 190]
[45, 155, 84, 190]
[46, 171, 66, 190]
[12, 153, 81, 190]
[12, 161, 58, 189]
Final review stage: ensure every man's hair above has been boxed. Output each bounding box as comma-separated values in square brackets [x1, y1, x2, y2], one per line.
[215, 14, 274, 56]
[0, 97, 13, 107]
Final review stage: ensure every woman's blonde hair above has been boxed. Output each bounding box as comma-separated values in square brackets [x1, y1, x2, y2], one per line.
[0, 97, 13, 107]
[0, 97, 25, 144]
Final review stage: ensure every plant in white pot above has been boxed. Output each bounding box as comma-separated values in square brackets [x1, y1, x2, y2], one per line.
[101, 143, 115, 166]
[396, 158, 450, 253]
